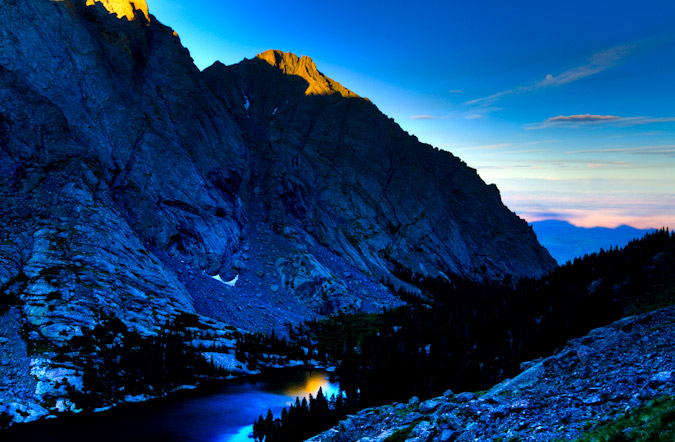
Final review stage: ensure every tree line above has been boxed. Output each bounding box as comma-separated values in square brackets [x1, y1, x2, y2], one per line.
[250, 228, 674, 441]
[253, 386, 359, 442]
[60, 313, 230, 411]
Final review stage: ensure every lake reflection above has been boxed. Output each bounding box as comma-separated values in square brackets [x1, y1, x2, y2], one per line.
[3, 369, 338, 442]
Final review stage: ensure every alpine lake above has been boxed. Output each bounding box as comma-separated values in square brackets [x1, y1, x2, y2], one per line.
[3, 368, 339, 442]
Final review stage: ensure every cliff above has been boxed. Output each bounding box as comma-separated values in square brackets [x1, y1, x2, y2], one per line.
[0, 0, 554, 423]
[204, 49, 555, 284]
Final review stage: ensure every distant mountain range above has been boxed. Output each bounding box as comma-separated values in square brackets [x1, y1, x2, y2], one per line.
[530, 220, 654, 264]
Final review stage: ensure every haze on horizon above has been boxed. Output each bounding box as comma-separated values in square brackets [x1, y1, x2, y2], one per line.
[150, 0, 675, 230]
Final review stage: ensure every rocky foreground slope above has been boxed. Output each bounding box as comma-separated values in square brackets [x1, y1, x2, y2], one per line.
[1, 0, 554, 424]
[309, 306, 675, 442]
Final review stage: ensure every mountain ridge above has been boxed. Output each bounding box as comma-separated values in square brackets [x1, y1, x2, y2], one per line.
[85, 0, 150, 21]
[255, 49, 361, 98]
[531, 220, 654, 264]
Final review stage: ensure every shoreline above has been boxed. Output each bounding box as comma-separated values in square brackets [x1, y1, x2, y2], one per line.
[1, 362, 334, 431]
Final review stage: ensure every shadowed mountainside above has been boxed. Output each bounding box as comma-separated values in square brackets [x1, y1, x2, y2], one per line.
[204, 50, 556, 284]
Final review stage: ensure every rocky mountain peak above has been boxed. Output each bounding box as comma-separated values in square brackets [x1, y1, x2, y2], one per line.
[255, 49, 359, 98]
[85, 0, 150, 21]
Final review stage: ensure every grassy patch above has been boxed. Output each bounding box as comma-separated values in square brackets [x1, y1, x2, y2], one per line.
[573, 396, 675, 442]
[384, 423, 416, 442]
[302, 312, 383, 357]
[625, 279, 675, 317]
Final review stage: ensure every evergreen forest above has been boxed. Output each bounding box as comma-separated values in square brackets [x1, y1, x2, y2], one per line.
[251, 229, 675, 442]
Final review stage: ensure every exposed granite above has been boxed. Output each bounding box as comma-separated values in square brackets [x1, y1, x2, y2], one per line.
[85, 0, 150, 21]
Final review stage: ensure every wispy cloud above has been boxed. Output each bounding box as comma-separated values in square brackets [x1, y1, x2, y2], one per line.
[566, 145, 675, 155]
[465, 144, 512, 152]
[504, 148, 551, 155]
[476, 164, 537, 169]
[465, 86, 530, 106]
[535, 45, 633, 87]
[520, 211, 570, 222]
[449, 90, 463, 93]
[522, 139, 561, 146]
[612, 116, 675, 126]
[410, 115, 437, 120]
[459, 106, 503, 119]
[549, 114, 621, 123]
[466, 44, 634, 107]
[528, 115, 675, 129]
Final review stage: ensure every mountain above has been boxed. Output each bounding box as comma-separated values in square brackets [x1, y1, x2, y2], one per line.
[0, 0, 554, 423]
[203, 49, 555, 283]
[531, 220, 654, 264]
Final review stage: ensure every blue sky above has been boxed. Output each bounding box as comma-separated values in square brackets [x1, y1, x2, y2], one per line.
[149, 0, 675, 229]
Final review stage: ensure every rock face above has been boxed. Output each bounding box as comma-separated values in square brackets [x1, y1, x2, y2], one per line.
[0, 0, 248, 422]
[205, 49, 555, 283]
[0, 0, 554, 423]
[85, 0, 150, 21]
[308, 306, 675, 442]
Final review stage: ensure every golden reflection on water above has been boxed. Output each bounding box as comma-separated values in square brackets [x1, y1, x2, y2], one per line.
[282, 371, 339, 401]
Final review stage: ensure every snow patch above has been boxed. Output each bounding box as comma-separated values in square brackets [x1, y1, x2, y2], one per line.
[210, 274, 238, 287]
[242, 89, 250, 113]
[2, 401, 49, 424]
[202, 352, 258, 375]
[125, 394, 152, 403]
